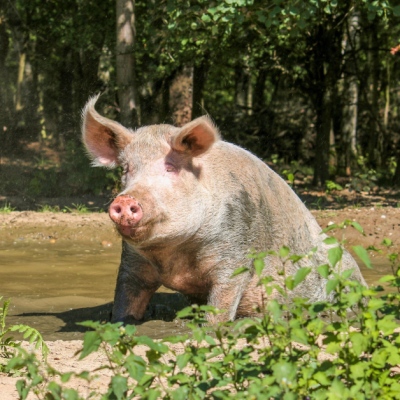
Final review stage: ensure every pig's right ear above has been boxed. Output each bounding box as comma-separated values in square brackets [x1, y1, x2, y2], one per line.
[171, 115, 220, 157]
[81, 95, 133, 167]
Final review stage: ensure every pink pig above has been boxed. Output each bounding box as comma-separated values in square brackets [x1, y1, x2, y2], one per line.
[82, 96, 366, 323]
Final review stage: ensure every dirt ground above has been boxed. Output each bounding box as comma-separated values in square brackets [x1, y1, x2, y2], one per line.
[1, 192, 400, 398]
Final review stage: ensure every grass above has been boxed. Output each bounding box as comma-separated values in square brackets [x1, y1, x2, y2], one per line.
[0, 202, 15, 213]
[62, 203, 90, 213]
[37, 205, 61, 212]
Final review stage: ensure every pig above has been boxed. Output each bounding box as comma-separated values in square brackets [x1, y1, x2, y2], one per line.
[82, 95, 367, 323]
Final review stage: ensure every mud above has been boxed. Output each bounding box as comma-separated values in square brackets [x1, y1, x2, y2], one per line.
[0, 212, 190, 341]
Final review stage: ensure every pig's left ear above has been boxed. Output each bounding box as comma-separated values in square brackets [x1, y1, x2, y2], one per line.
[171, 116, 220, 157]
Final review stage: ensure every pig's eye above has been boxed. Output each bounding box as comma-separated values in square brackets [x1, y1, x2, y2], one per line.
[165, 163, 177, 173]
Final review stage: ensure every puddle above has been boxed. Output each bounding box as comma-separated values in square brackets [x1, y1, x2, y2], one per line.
[0, 223, 394, 341]
[0, 231, 190, 340]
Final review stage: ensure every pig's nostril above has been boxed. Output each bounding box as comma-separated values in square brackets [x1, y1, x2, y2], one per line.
[130, 206, 138, 213]
[114, 205, 122, 214]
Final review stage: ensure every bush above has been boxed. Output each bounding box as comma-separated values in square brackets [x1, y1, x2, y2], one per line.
[3, 237, 400, 399]
[27, 140, 121, 198]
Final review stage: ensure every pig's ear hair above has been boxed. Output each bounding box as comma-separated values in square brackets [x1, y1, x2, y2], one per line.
[81, 94, 133, 167]
[171, 115, 220, 157]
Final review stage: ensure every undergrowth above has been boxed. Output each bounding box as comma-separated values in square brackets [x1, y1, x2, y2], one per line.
[0, 297, 48, 374]
[1, 230, 400, 399]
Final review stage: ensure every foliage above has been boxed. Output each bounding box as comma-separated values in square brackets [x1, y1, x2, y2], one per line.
[4, 236, 400, 399]
[37, 205, 61, 212]
[325, 180, 344, 193]
[1, 0, 400, 195]
[0, 297, 48, 374]
[24, 140, 121, 198]
[0, 202, 15, 213]
[62, 203, 90, 214]
[346, 170, 380, 193]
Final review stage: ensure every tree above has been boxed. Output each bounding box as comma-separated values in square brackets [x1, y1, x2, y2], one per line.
[116, 0, 139, 127]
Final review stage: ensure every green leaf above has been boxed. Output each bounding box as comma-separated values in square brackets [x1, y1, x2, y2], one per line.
[379, 274, 395, 283]
[280, 246, 290, 258]
[382, 238, 393, 247]
[323, 237, 338, 245]
[254, 258, 265, 276]
[291, 328, 308, 345]
[393, 5, 400, 16]
[314, 371, 331, 386]
[331, 378, 348, 397]
[317, 264, 330, 278]
[272, 361, 296, 384]
[292, 267, 311, 288]
[80, 331, 101, 359]
[231, 266, 249, 278]
[351, 221, 364, 235]
[111, 375, 128, 400]
[350, 332, 368, 356]
[350, 362, 367, 380]
[176, 306, 195, 319]
[352, 245, 372, 269]
[326, 278, 339, 294]
[61, 372, 73, 383]
[377, 316, 397, 335]
[328, 246, 343, 268]
[125, 354, 146, 381]
[177, 352, 192, 370]
[371, 348, 388, 368]
[322, 223, 338, 233]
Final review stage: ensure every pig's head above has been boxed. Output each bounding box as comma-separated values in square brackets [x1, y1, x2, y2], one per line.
[82, 95, 220, 247]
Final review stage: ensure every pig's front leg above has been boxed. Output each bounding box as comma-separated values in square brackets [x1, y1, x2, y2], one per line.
[207, 272, 251, 323]
[112, 242, 160, 323]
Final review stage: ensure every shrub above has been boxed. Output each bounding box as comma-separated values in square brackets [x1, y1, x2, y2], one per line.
[0, 297, 48, 373]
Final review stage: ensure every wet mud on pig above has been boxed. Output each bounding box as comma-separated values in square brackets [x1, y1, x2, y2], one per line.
[82, 95, 367, 323]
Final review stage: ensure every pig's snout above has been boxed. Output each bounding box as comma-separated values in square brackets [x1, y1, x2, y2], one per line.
[109, 195, 143, 228]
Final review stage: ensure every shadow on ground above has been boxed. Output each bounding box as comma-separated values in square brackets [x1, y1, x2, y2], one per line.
[13, 293, 190, 337]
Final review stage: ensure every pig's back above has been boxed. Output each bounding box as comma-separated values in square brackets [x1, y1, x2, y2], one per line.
[203, 141, 323, 253]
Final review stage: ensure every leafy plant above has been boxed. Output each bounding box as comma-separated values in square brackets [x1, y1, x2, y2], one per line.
[346, 170, 380, 193]
[37, 204, 61, 212]
[63, 203, 90, 214]
[0, 297, 48, 373]
[325, 180, 343, 193]
[0, 202, 15, 213]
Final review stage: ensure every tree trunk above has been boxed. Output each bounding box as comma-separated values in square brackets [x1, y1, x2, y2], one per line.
[313, 82, 332, 186]
[367, 20, 381, 168]
[116, 0, 139, 127]
[339, 11, 360, 176]
[169, 66, 193, 126]
[312, 25, 335, 187]
[253, 68, 267, 112]
[0, 17, 11, 151]
[15, 52, 26, 112]
[192, 60, 208, 119]
[235, 65, 251, 114]
[58, 48, 74, 146]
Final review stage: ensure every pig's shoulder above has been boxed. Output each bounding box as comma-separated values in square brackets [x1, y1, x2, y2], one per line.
[209, 141, 270, 173]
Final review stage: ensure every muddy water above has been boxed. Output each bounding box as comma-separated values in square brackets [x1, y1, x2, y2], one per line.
[0, 222, 189, 340]
[0, 219, 393, 341]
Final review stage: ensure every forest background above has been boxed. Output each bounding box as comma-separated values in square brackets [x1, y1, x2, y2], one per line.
[1, 0, 400, 206]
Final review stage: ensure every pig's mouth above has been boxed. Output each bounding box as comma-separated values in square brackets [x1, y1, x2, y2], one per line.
[114, 215, 166, 243]
[115, 222, 149, 241]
